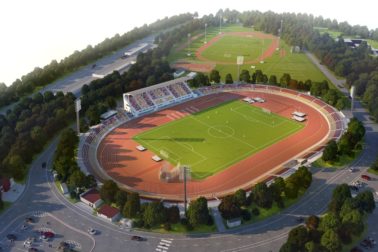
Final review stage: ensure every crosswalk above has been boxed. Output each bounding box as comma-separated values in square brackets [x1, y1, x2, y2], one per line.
[155, 239, 172, 252]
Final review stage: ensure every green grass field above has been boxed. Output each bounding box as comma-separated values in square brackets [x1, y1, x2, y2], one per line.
[133, 100, 303, 179]
[201, 35, 272, 63]
[168, 24, 333, 84]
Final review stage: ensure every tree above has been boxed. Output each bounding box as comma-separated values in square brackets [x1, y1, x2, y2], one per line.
[252, 182, 273, 209]
[225, 73, 233, 84]
[268, 75, 277, 85]
[187, 197, 209, 226]
[341, 209, 363, 236]
[239, 70, 251, 83]
[286, 225, 308, 251]
[123, 192, 140, 218]
[106, 96, 117, 109]
[7, 155, 27, 181]
[99, 180, 119, 204]
[67, 170, 86, 189]
[218, 195, 241, 219]
[269, 177, 285, 207]
[115, 190, 128, 209]
[84, 174, 97, 188]
[321, 229, 342, 252]
[279, 73, 291, 87]
[319, 213, 341, 231]
[284, 180, 298, 199]
[328, 183, 351, 213]
[143, 202, 167, 227]
[305, 241, 320, 252]
[322, 140, 338, 162]
[167, 206, 180, 224]
[354, 190, 375, 213]
[209, 70, 221, 83]
[305, 215, 320, 230]
[234, 189, 247, 207]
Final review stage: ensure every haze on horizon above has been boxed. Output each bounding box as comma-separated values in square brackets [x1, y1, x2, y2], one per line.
[1, 0, 377, 86]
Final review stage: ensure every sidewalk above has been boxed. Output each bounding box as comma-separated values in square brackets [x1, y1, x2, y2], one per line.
[211, 207, 226, 232]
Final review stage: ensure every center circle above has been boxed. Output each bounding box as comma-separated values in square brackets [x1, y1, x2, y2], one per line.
[207, 125, 235, 138]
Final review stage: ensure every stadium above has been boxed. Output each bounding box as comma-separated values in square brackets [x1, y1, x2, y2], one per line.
[79, 76, 347, 201]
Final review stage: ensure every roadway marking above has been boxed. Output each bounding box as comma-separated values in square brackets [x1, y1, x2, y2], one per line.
[155, 238, 172, 252]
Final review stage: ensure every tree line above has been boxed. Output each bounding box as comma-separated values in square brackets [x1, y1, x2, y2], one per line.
[323, 118, 365, 163]
[53, 128, 97, 197]
[218, 167, 312, 222]
[280, 184, 375, 252]
[0, 13, 194, 109]
[189, 69, 348, 110]
[99, 180, 212, 231]
[0, 91, 76, 180]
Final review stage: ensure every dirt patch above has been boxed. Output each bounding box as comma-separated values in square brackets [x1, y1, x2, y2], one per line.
[172, 61, 215, 72]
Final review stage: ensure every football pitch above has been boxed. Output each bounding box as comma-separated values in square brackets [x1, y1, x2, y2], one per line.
[201, 35, 272, 63]
[133, 100, 303, 179]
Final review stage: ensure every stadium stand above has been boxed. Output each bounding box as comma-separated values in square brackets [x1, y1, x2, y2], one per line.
[123, 76, 195, 116]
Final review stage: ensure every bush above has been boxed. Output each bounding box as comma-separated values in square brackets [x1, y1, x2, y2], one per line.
[163, 222, 171, 231]
[207, 215, 214, 226]
[252, 208, 260, 216]
[133, 219, 144, 228]
[241, 209, 251, 221]
[185, 223, 194, 231]
[180, 218, 188, 226]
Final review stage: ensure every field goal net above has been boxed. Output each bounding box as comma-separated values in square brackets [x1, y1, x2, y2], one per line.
[262, 108, 271, 114]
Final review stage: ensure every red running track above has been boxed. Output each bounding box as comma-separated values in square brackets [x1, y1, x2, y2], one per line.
[97, 91, 330, 200]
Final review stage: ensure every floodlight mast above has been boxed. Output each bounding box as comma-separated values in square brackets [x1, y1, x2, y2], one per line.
[183, 166, 190, 215]
[75, 98, 81, 136]
[279, 19, 283, 48]
[219, 15, 222, 34]
[187, 33, 191, 56]
[204, 23, 207, 44]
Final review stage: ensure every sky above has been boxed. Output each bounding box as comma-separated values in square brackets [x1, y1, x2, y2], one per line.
[1, 0, 377, 86]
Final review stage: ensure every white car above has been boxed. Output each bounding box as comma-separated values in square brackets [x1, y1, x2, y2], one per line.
[24, 239, 32, 247]
[88, 228, 97, 235]
[348, 168, 355, 172]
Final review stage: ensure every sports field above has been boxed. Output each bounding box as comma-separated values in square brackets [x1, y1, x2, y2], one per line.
[133, 100, 303, 179]
[169, 24, 333, 85]
[200, 35, 272, 63]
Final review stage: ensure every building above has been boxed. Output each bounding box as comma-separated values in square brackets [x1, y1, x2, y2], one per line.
[98, 204, 121, 222]
[123, 76, 195, 117]
[80, 189, 103, 208]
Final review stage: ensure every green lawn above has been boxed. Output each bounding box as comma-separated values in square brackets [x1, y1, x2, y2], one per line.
[133, 100, 303, 179]
[169, 24, 332, 84]
[201, 35, 272, 63]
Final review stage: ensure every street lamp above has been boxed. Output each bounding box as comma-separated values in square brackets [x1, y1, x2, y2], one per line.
[204, 23, 207, 44]
[187, 33, 191, 57]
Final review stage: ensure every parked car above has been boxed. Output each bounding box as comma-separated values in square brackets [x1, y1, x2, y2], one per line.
[131, 236, 145, 241]
[43, 231, 54, 238]
[6, 234, 16, 241]
[25, 217, 34, 224]
[361, 175, 371, 181]
[348, 167, 355, 172]
[349, 185, 359, 192]
[41, 162, 46, 168]
[28, 248, 38, 252]
[88, 228, 97, 235]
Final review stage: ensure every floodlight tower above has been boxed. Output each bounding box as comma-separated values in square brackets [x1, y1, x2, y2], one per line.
[187, 33, 191, 56]
[350, 85, 355, 112]
[204, 23, 208, 44]
[75, 98, 81, 136]
[279, 19, 283, 48]
[219, 15, 222, 34]
[183, 166, 190, 215]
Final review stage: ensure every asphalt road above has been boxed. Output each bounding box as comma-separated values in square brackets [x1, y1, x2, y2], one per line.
[0, 35, 156, 115]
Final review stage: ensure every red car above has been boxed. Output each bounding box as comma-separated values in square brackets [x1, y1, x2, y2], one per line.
[43, 232, 54, 238]
[361, 175, 371, 181]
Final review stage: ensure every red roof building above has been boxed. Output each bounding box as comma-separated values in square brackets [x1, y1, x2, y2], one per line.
[97, 204, 120, 222]
[80, 189, 103, 208]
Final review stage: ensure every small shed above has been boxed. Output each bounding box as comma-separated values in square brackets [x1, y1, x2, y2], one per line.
[98, 204, 120, 222]
[80, 189, 103, 208]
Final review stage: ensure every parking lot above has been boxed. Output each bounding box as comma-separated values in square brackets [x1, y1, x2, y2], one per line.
[0, 212, 93, 251]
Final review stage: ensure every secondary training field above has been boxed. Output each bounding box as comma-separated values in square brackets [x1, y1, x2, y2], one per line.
[200, 35, 272, 64]
[133, 100, 303, 179]
[95, 89, 334, 200]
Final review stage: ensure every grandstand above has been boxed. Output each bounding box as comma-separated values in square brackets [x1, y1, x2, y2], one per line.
[123, 76, 195, 116]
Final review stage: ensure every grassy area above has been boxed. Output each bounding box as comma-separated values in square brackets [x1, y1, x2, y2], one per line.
[169, 24, 332, 84]
[314, 27, 343, 39]
[133, 100, 302, 179]
[0, 201, 12, 215]
[148, 222, 217, 234]
[368, 168, 378, 175]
